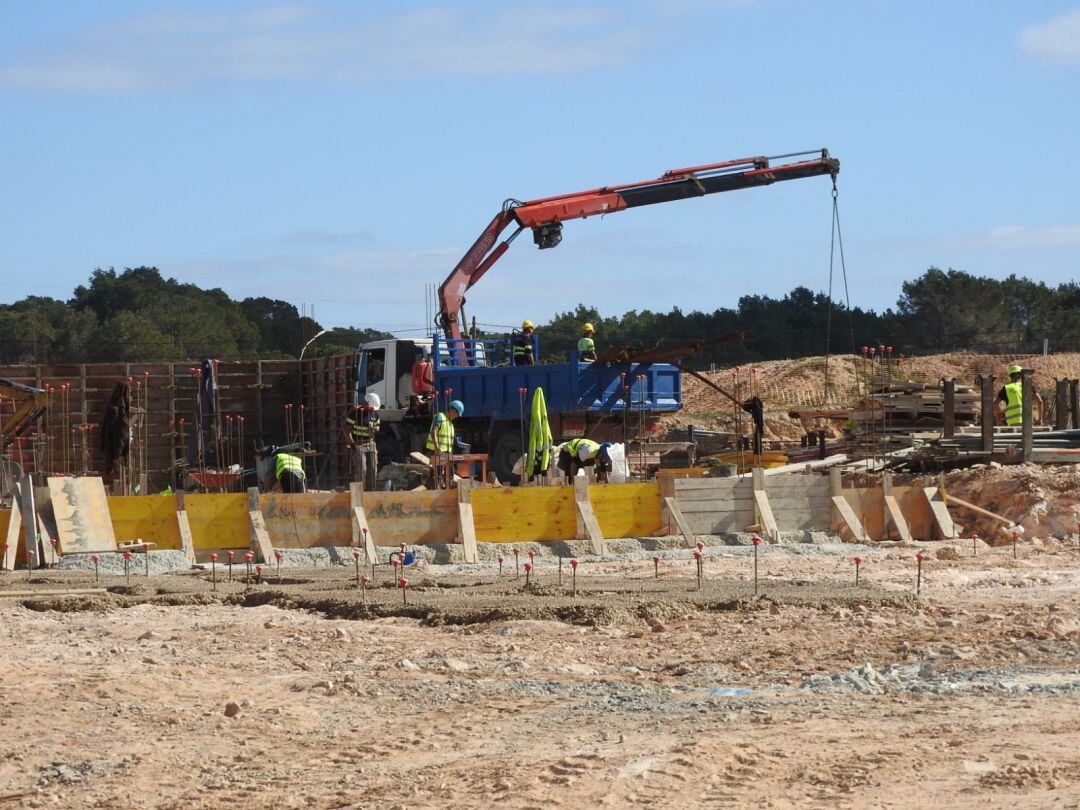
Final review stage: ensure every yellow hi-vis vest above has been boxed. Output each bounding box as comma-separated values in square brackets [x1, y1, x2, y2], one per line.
[565, 438, 600, 460]
[275, 453, 305, 480]
[425, 412, 455, 453]
[1004, 381, 1023, 426]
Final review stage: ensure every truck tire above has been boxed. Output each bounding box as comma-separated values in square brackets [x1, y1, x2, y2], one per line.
[490, 428, 523, 485]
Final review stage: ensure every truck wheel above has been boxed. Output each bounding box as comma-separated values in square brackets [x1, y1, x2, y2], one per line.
[490, 429, 523, 485]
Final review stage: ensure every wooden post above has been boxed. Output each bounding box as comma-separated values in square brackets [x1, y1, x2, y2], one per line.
[2, 487, 21, 570]
[1071, 379, 1080, 430]
[1055, 378, 1069, 431]
[175, 491, 196, 564]
[881, 472, 912, 541]
[829, 468, 866, 542]
[246, 487, 274, 563]
[573, 476, 605, 555]
[349, 482, 379, 563]
[942, 377, 956, 439]
[663, 497, 696, 548]
[1021, 369, 1033, 463]
[751, 467, 779, 542]
[457, 479, 479, 563]
[923, 487, 957, 539]
[657, 471, 677, 536]
[978, 373, 995, 453]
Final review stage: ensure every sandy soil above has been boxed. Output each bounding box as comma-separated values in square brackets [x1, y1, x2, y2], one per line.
[0, 537, 1076, 809]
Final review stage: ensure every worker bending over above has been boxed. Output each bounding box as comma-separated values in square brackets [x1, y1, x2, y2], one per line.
[272, 451, 306, 493]
[577, 322, 597, 363]
[345, 392, 381, 490]
[557, 438, 613, 482]
[513, 321, 536, 366]
[996, 364, 1043, 426]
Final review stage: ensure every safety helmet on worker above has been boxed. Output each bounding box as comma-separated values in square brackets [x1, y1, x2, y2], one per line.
[363, 392, 381, 409]
[522, 320, 534, 330]
[449, 400, 465, 416]
[1007, 364, 1023, 376]
[582, 322, 595, 334]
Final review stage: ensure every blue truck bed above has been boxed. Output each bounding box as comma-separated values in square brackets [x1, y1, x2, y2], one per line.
[432, 338, 681, 422]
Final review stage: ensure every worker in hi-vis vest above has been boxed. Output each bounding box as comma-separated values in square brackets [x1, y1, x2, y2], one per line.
[577, 322, 597, 363]
[426, 399, 465, 455]
[996, 363, 1043, 426]
[272, 451, 306, 493]
[344, 392, 381, 490]
[557, 438, 612, 482]
[513, 321, 536, 366]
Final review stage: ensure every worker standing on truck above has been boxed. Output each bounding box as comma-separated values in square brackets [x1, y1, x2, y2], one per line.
[513, 321, 536, 366]
[996, 364, 1043, 426]
[557, 438, 612, 482]
[272, 451, 307, 493]
[577, 323, 597, 363]
[344, 393, 381, 490]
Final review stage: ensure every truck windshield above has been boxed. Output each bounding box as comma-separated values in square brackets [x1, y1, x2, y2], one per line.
[358, 348, 385, 388]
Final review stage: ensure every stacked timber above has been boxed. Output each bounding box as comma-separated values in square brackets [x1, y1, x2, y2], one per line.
[848, 381, 979, 458]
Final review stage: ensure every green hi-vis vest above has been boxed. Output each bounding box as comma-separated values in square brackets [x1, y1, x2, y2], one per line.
[577, 336, 595, 353]
[275, 453, 305, 480]
[565, 438, 600, 460]
[1003, 381, 1023, 426]
[425, 412, 455, 453]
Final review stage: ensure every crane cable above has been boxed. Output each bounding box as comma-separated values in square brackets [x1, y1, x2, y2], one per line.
[823, 177, 856, 405]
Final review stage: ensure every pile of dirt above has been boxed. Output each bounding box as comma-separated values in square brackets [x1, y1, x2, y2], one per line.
[944, 464, 1080, 544]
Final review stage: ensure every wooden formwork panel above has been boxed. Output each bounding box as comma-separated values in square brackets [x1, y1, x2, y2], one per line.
[472, 486, 577, 542]
[363, 490, 458, 546]
[589, 482, 663, 538]
[108, 495, 182, 550]
[260, 492, 351, 548]
[184, 493, 249, 550]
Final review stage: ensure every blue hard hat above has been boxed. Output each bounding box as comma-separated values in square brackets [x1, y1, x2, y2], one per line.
[449, 400, 465, 415]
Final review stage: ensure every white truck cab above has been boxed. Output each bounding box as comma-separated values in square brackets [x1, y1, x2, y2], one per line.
[356, 337, 488, 413]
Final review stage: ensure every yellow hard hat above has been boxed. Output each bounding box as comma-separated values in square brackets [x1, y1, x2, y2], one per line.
[1008, 364, 1023, 375]
[582, 322, 595, 333]
[522, 320, 534, 330]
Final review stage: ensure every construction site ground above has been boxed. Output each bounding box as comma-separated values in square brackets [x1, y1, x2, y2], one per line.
[1, 530, 1076, 809]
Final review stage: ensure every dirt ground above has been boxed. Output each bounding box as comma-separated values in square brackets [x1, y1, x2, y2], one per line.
[0, 537, 1077, 809]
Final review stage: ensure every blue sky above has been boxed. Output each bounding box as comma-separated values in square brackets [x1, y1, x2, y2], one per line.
[1, 1, 1078, 337]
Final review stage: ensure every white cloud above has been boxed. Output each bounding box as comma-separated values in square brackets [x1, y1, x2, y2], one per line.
[0, 3, 643, 93]
[980, 224, 1080, 249]
[1018, 9, 1080, 66]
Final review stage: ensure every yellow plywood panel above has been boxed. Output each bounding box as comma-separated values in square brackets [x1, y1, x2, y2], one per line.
[472, 486, 576, 542]
[185, 493, 249, 550]
[363, 490, 458, 546]
[108, 495, 182, 550]
[260, 492, 351, 548]
[589, 482, 663, 538]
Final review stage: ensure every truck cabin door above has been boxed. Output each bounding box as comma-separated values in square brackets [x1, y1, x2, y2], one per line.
[357, 345, 392, 409]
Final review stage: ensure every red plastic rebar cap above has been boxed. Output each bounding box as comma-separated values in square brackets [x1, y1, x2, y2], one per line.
[361, 577, 370, 585]
[524, 563, 532, 572]
[123, 551, 132, 560]
[854, 556, 862, 565]
[399, 577, 408, 587]
[752, 536, 762, 546]
[652, 555, 660, 564]
[693, 551, 702, 561]
[210, 553, 217, 562]
[570, 559, 579, 569]
[353, 551, 361, 559]
[497, 556, 504, 563]
[916, 553, 925, 562]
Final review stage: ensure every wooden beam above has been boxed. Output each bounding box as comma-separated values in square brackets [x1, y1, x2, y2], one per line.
[923, 487, 957, 539]
[574, 477, 605, 554]
[2, 490, 22, 570]
[38, 515, 57, 565]
[944, 492, 1013, 528]
[752, 468, 779, 542]
[832, 495, 866, 542]
[657, 472, 677, 536]
[663, 496, 696, 548]
[175, 491, 196, 565]
[246, 487, 275, 563]
[457, 479, 479, 563]
[20, 476, 39, 565]
[881, 473, 912, 541]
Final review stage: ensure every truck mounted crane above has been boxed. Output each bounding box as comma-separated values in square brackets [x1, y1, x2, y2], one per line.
[358, 149, 839, 483]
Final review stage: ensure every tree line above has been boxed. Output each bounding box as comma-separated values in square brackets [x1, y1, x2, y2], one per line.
[2, 266, 1078, 366]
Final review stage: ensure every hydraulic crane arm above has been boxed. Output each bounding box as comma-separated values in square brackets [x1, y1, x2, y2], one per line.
[0, 378, 47, 450]
[436, 149, 839, 343]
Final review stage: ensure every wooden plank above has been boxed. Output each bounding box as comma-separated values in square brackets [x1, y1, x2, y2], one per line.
[831, 495, 866, 542]
[457, 480, 479, 563]
[364, 490, 459, 545]
[664, 497, 696, 547]
[657, 472, 677, 535]
[589, 482, 663, 538]
[883, 494, 913, 542]
[2, 499, 21, 570]
[351, 506, 380, 563]
[20, 477, 38, 562]
[38, 515, 57, 565]
[924, 488, 959, 540]
[939, 491, 1003, 530]
[175, 491, 196, 564]
[46, 476, 117, 554]
[247, 487, 275, 563]
[575, 497, 606, 555]
[753, 490, 779, 541]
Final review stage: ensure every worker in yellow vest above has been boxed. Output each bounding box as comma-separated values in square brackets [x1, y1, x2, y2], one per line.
[996, 364, 1043, 426]
[577, 323, 597, 363]
[426, 400, 465, 455]
[344, 392, 381, 490]
[272, 451, 306, 493]
[557, 438, 612, 482]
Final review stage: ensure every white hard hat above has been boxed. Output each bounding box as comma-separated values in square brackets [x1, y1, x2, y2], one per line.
[364, 392, 381, 409]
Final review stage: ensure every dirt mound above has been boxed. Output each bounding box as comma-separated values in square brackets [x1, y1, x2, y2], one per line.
[944, 464, 1080, 543]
